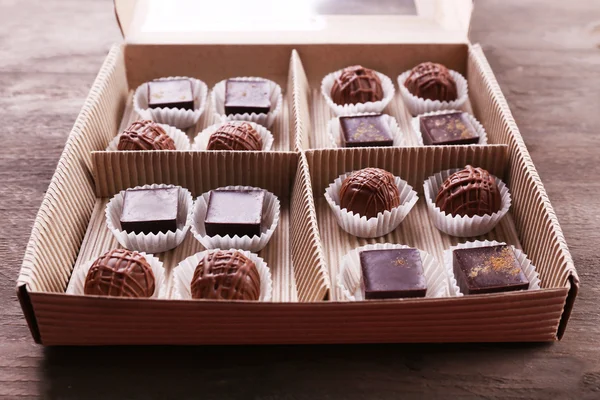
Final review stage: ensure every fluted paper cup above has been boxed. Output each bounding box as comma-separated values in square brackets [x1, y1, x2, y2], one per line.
[411, 110, 488, 146]
[106, 123, 191, 151]
[398, 69, 468, 116]
[327, 112, 405, 148]
[192, 121, 274, 151]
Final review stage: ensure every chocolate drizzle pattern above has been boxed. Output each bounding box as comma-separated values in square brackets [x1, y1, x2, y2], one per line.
[435, 165, 502, 217]
[207, 122, 263, 151]
[117, 120, 176, 151]
[339, 168, 401, 219]
[84, 249, 156, 298]
[331, 65, 384, 105]
[404, 62, 458, 101]
[191, 250, 261, 300]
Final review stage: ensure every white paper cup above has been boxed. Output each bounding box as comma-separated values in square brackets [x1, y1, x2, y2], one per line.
[66, 251, 167, 298]
[327, 112, 405, 148]
[423, 168, 511, 237]
[443, 240, 541, 297]
[173, 249, 273, 301]
[106, 123, 191, 151]
[321, 68, 395, 116]
[324, 171, 418, 238]
[192, 121, 274, 151]
[398, 69, 468, 116]
[411, 110, 488, 146]
[188, 186, 281, 252]
[106, 184, 193, 253]
[210, 77, 283, 128]
[133, 76, 208, 129]
[337, 243, 450, 301]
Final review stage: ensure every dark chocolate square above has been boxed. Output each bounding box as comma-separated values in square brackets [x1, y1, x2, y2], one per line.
[147, 79, 194, 110]
[339, 114, 394, 148]
[204, 189, 265, 237]
[419, 111, 479, 145]
[452, 245, 529, 295]
[120, 187, 179, 234]
[224, 79, 271, 115]
[360, 248, 427, 300]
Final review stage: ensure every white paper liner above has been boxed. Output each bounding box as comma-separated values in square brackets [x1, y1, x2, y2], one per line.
[106, 123, 191, 151]
[397, 69, 468, 116]
[337, 243, 450, 301]
[423, 168, 512, 237]
[443, 240, 541, 297]
[106, 184, 193, 253]
[133, 76, 208, 129]
[324, 171, 419, 238]
[173, 249, 273, 301]
[410, 110, 488, 146]
[210, 77, 283, 128]
[188, 186, 281, 252]
[327, 112, 406, 148]
[66, 252, 167, 299]
[192, 121, 274, 151]
[321, 69, 395, 116]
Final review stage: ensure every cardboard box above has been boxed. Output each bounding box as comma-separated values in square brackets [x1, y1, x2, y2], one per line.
[16, 0, 579, 345]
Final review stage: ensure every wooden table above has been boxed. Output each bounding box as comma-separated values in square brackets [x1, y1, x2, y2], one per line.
[2, 1, 599, 398]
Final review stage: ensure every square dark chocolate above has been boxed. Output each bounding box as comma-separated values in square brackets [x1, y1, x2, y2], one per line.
[359, 248, 427, 300]
[224, 79, 271, 115]
[452, 245, 529, 295]
[120, 187, 179, 234]
[147, 79, 194, 110]
[339, 114, 394, 148]
[204, 189, 265, 237]
[419, 111, 479, 145]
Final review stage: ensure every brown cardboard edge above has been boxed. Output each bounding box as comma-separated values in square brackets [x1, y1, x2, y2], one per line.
[16, 284, 41, 344]
[557, 275, 579, 340]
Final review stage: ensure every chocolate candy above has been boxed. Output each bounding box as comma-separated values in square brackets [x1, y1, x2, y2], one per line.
[419, 112, 479, 146]
[360, 248, 427, 299]
[339, 168, 400, 219]
[147, 79, 194, 110]
[207, 122, 262, 151]
[435, 166, 502, 217]
[84, 249, 155, 298]
[120, 187, 179, 234]
[117, 120, 176, 151]
[191, 249, 261, 300]
[225, 79, 271, 115]
[339, 114, 393, 148]
[204, 189, 265, 237]
[331, 65, 384, 105]
[453, 245, 529, 294]
[404, 62, 457, 101]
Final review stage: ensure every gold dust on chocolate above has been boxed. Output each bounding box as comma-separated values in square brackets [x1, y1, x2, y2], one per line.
[207, 122, 263, 151]
[468, 247, 522, 278]
[331, 65, 384, 105]
[117, 120, 176, 151]
[339, 114, 393, 148]
[420, 112, 479, 145]
[339, 168, 400, 219]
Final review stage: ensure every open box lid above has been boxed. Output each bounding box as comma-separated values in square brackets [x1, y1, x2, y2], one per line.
[115, 0, 473, 44]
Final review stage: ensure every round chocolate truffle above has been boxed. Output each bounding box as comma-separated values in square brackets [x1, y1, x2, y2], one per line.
[191, 250, 261, 301]
[84, 249, 156, 298]
[117, 120, 176, 151]
[435, 165, 502, 217]
[404, 62, 458, 102]
[330, 65, 384, 105]
[339, 168, 401, 219]
[207, 122, 262, 151]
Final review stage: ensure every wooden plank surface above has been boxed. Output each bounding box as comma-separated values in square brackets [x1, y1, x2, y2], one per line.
[1, 0, 599, 398]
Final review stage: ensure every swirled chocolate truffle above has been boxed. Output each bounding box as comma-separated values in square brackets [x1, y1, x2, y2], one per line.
[435, 165, 502, 217]
[331, 65, 384, 105]
[339, 168, 400, 219]
[404, 62, 458, 101]
[191, 250, 261, 301]
[207, 122, 262, 151]
[84, 249, 155, 298]
[117, 120, 176, 151]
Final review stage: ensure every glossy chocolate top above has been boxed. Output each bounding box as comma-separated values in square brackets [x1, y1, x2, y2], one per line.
[435, 165, 502, 217]
[419, 112, 479, 145]
[147, 79, 194, 108]
[207, 122, 262, 151]
[117, 120, 176, 151]
[339, 168, 400, 219]
[339, 114, 392, 146]
[191, 250, 261, 300]
[225, 79, 271, 112]
[84, 249, 155, 298]
[404, 62, 458, 102]
[331, 65, 384, 105]
[205, 189, 264, 225]
[121, 187, 179, 226]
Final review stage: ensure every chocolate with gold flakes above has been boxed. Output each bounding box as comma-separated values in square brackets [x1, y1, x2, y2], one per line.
[339, 114, 393, 148]
[419, 112, 479, 146]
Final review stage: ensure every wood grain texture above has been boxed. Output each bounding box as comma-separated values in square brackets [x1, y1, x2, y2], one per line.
[1, 0, 599, 399]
